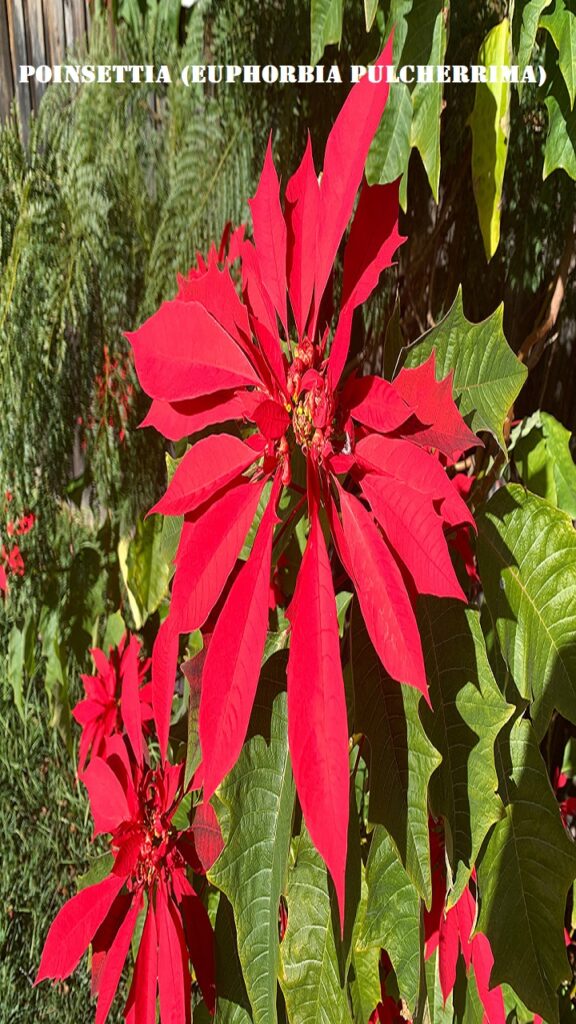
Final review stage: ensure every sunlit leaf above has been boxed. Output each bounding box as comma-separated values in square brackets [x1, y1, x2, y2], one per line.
[477, 717, 576, 1022]
[352, 608, 440, 904]
[418, 598, 514, 904]
[468, 18, 512, 260]
[477, 484, 576, 738]
[209, 660, 294, 1024]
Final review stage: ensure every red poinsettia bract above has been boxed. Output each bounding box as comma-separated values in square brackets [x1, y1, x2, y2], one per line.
[128, 38, 479, 919]
[72, 633, 153, 775]
[36, 736, 216, 1023]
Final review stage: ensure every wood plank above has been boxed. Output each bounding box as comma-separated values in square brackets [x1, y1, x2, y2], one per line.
[44, 0, 66, 66]
[71, 0, 87, 49]
[0, 0, 14, 122]
[24, 0, 47, 112]
[6, 0, 31, 139]
[62, 0, 74, 51]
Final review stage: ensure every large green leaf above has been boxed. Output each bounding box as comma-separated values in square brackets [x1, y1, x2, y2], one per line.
[349, 871, 382, 1024]
[279, 828, 353, 1024]
[477, 484, 576, 738]
[384, 0, 416, 60]
[403, 288, 527, 450]
[209, 658, 295, 1024]
[541, 0, 576, 109]
[214, 896, 254, 1024]
[358, 827, 421, 1015]
[351, 608, 441, 904]
[418, 598, 514, 904]
[366, 82, 413, 188]
[310, 0, 343, 65]
[368, 0, 448, 200]
[468, 18, 512, 260]
[510, 411, 576, 517]
[544, 78, 576, 180]
[456, 960, 485, 1024]
[424, 949, 454, 1024]
[477, 717, 576, 1022]
[513, 0, 553, 76]
[406, 0, 448, 202]
[125, 514, 172, 626]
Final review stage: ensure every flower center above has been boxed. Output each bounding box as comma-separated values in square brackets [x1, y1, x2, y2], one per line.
[135, 814, 172, 885]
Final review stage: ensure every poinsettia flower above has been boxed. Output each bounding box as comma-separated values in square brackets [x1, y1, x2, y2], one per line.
[36, 736, 216, 1023]
[72, 634, 153, 774]
[16, 512, 35, 535]
[2, 543, 25, 576]
[128, 36, 479, 920]
[425, 824, 505, 1024]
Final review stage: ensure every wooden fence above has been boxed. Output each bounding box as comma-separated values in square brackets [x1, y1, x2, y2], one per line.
[1, 0, 91, 129]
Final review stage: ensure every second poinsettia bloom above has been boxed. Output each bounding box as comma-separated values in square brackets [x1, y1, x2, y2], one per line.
[72, 633, 153, 774]
[36, 736, 217, 1024]
[128, 37, 480, 920]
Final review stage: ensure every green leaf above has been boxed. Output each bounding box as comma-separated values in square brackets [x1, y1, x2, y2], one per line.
[336, 591, 353, 637]
[406, 0, 448, 201]
[214, 895, 254, 1024]
[418, 598, 514, 904]
[118, 535, 142, 628]
[241, 481, 273, 561]
[351, 607, 440, 904]
[541, 0, 576, 109]
[541, 412, 576, 515]
[208, 657, 295, 1024]
[384, 0, 415, 60]
[171, 792, 192, 831]
[357, 827, 421, 1014]
[424, 949, 454, 1024]
[477, 484, 576, 738]
[76, 852, 114, 890]
[544, 78, 576, 180]
[102, 610, 126, 651]
[458, 960, 485, 1024]
[513, 0, 553, 75]
[468, 19, 512, 260]
[562, 738, 576, 777]
[181, 637, 204, 786]
[364, 0, 379, 32]
[126, 515, 172, 625]
[383, 294, 405, 381]
[7, 623, 25, 721]
[501, 983, 539, 1024]
[262, 630, 290, 665]
[477, 717, 576, 1022]
[159, 511, 183, 567]
[403, 288, 527, 451]
[310, 0, 343, 66]
[366, 82, 412, 188]
[279, 828, 353, 1024]
[350, 872, 381, 1024]
[511, 411, 576, 516]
